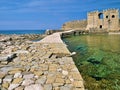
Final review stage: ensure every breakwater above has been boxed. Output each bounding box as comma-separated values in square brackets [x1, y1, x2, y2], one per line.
[0, 33, 84, 90]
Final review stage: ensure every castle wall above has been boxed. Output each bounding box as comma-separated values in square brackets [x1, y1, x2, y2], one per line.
[87, 9, 120, 31]
[62, 20, 87, 30]
[62, 9, 120, 32]
[103, 9, 119, 31]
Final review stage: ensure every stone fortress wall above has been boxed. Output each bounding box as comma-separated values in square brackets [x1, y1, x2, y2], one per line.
[62, 20, 87, 30]
[62, 9, 120, 32]
[87, 9, 120, 31]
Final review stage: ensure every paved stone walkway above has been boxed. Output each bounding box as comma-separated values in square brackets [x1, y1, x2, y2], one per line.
[0, 33, 84, 90]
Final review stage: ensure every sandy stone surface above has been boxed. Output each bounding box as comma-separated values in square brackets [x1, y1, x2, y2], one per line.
[0, 33, 84, 90]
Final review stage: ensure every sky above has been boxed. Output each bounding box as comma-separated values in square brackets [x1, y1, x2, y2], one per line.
[0, 0, 120, 30]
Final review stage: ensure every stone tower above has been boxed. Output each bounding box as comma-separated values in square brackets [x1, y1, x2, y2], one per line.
[86, 9, 119, 31]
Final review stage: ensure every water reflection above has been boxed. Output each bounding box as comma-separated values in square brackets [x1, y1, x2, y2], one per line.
[85, 35, 120, 53]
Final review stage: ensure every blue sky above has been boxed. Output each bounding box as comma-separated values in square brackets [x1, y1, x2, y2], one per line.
[0, 0, 120, 30]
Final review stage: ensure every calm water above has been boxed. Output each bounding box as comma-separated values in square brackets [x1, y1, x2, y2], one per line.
[63, 34, 120, 90]
[0, 30, 46, 34]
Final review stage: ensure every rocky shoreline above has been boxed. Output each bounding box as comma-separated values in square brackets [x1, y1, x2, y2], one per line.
[0, 34, 84, 90]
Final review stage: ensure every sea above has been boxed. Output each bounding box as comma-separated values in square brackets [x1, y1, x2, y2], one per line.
[0, 30, 46, 35]
[63, 34, 120, 90]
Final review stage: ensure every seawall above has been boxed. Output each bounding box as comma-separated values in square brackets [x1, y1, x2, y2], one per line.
[0, 32, 84, 90]
[37, 32, 85, 90]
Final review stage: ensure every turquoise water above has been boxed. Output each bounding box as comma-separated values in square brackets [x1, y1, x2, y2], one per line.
[0, 30, 46, 34]
[63, 34, 120, 90]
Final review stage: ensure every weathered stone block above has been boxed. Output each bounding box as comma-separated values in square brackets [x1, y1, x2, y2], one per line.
[2, 82, 9, 89]
[12, 78, 23, 84]
[46, 77, 55, 84]
[44, 84, 52, 90]
[55, 78, 64, 83]
[24, 84, 43, 90]
[73, 81, 84, 88]
[8, 84, 19, 90]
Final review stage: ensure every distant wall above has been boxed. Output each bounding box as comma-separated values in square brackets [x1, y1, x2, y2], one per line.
[87, 9, 120, 31]
[62, 20, 87, 30]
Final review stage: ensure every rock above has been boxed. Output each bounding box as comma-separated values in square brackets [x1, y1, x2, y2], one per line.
[0, 66, 13, 73]
[70, 72, 83, 81]
[66, 79, 71, 84]
[0, 79, 2, 84]
[3, 75, 13, 83]
[0, 87, 8, 90]
[14, 86, 24, 90]
[55, 78, 64, 83]
[53, 83, 64, 87]
[34, 71, 43, 77]
[8, 70, 21, 75]
[60, 86, 72, 90]
[0, 53, 16, 62]
[1, 61, 8, 65]
[53, 87, 60, 90]
[44, 84, 52, 90]
[57, 68, 62, 72]
[35, 76, 46, 85]
[12, 78, 23, 84]
[8, 84, 19, 90]
[14, 72, 22, 78]
[13, 57, 20, 63]
[71, 68, 78, 72]
[2, 82, 9, 89]
[22, 79, 34, 86]
[69, 78, 74, 82]
[0, 56, 8, 61]
[24, 65, 30, 72]
[25, 84, 43, 90]
[14, 50, 29, 55]
[0, 72, 6, 79]
[62, 70, 68, 76]
[46, 77, 55, 84]
[0, 36, 11, 42]
[11, 68, 25, 71]
[23, 74, 34, 79]
[73, 81, 84, 88]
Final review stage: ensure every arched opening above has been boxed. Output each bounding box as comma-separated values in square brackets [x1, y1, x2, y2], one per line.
[112, 15, 115, 18]
[98, 13, 103, 19]
[100, 25, 102, 29]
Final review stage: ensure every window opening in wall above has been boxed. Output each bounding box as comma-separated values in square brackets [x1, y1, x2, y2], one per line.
[98, 13, 103, 19]
[106, 16, 108, 18]
[100, 25, 102, 28]
[112, 15, 115, 18]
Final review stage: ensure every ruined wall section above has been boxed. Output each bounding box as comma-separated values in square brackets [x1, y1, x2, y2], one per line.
[103, 9, 119, 31]
[62, 9, 120, 32]
[62, 20, 87, 30]
[87, 9, 120, 31]
[87, 11, 100, 29]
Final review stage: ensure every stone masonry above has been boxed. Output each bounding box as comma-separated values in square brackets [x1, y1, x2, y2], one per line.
[0, 33, 84, 90]
[62, 8, 120, 32]
[87, 9, 119, 31]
